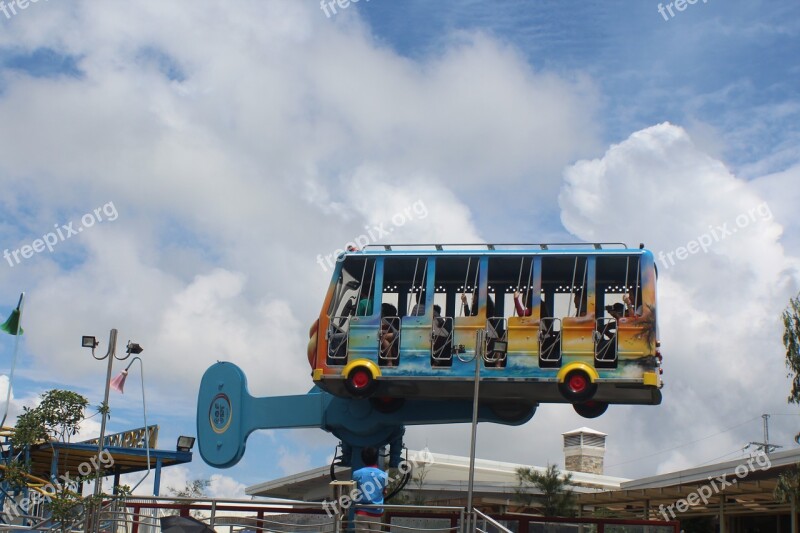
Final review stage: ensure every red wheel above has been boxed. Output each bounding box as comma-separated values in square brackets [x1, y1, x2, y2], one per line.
[568, 373, 588, 393]
[352, 370, 370, 388]
[559, 369, 597, 403]
[344, 367, 377, 398]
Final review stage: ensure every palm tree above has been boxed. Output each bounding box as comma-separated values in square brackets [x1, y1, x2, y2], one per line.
[515, 464, 577, 517]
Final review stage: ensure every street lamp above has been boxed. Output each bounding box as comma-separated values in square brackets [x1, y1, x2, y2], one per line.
[81, 329, 142, 499]
[82, 336, 98, 350]
[466, 329, 485, 531]
[111, 356, 151, 493]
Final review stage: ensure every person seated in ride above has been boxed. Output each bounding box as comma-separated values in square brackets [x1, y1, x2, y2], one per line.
[379, 303, 399, 366]
[601, 302, 625, 340]
[607, 302, 625, 321]
[460, 290, 495, 317]
[623, 288, 643, 317]
[573, 291, 590, 317]
[357, 291, 373, 316]
[432, 304, 447, 335]
[431, 304, 451, 366]
[513, 289, 534, 317]
[409, 292, 425, 316]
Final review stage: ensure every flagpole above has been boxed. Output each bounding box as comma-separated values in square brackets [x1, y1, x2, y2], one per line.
[1, 292, 24, 428]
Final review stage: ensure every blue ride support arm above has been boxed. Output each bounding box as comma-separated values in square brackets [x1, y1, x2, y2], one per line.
[197, 362, 534, 469]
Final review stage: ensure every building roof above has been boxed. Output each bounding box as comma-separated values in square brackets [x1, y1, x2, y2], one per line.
[247, 447, 800, 520]
[576, 447, 800, 519]
[562, 427, 608, 437]
[247, 450, 628, 503]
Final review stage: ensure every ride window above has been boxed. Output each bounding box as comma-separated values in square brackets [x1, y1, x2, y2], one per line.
[381, 257, 430, 317]
[405, 257, 429, 316]
[432, 256, 482, 318]
[541, 256, 589, 319]
[356, 257, 378, 317]
[597, 255, 642, 320]
[328, 257, 374, 321]
[488, 256, 535, 319]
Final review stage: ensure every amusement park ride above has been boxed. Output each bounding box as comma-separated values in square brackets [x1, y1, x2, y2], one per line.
[197, 243, 663, 475]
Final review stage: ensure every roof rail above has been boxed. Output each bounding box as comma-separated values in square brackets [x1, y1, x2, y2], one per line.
[361, 242, 630, 252]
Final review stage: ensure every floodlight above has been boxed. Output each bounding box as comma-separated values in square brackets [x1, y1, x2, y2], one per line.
[177, 436, 195, 452]
[82, 336, 98, 349]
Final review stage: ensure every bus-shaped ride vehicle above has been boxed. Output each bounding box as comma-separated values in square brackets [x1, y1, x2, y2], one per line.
[307, 243, 662, 419]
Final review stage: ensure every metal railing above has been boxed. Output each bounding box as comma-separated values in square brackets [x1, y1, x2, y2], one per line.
[358, 503, 464, 533]
[8, 497, 466, 533]
[473, 509, 514, 533]
[1, 496, 684, 533]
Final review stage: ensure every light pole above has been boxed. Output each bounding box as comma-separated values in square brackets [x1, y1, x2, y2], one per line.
[81, 330, 143, 498]
[465, 329, 485, 532]
[111, 356, 151, 493]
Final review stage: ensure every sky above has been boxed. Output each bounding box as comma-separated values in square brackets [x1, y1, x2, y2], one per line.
[0, 0, 799, 497]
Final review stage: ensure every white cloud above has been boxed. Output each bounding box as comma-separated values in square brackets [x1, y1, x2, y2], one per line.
[0, 0, 598, 459]
[9, 0, 795, 490]
[557, 122, 800, 474]
[278, 446, 313, 477]
[0, 375, 25, 425]
[0, 377, 100, 440]
[401, 124, 800, 479]
[207, 473, 247, 500]
[139, 464, 190, 497]
[751, 163, 800, 252]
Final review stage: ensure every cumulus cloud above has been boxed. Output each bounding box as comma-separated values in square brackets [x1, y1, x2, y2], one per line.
[752, 163, 800, 253]
[10, 0, 791, 490]
[0, 0, 599, 437]
[0, 375, 25, 425]
[277, 446, 313, 477]
[207, 473, 248, 499]
[556, 122, 800, 474]
[403, 124, 800, 478]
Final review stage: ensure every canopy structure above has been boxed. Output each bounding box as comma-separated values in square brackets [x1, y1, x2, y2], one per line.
[576, 447, 800, 526]
[3, 425, 192, 496]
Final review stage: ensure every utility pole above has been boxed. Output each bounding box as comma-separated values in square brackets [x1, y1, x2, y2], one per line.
[466, 329, 485, 533]
[748, 414, 782, 454]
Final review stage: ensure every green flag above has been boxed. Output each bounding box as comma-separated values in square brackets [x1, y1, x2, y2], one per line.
[1, 294, 24, 335]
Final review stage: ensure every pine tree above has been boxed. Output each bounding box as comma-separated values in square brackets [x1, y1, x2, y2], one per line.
[515, 464, 577, 517]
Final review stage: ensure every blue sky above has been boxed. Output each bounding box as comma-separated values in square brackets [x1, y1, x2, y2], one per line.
[364, 0, 800, 171]
[1, 0, 800, 496]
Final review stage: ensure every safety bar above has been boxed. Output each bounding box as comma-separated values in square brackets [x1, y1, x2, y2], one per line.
[362, 242, 630, 252]
[379, 316, 401, 363]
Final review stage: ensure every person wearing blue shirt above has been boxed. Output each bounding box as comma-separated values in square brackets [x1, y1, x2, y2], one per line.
[351, 447, 389, 531]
